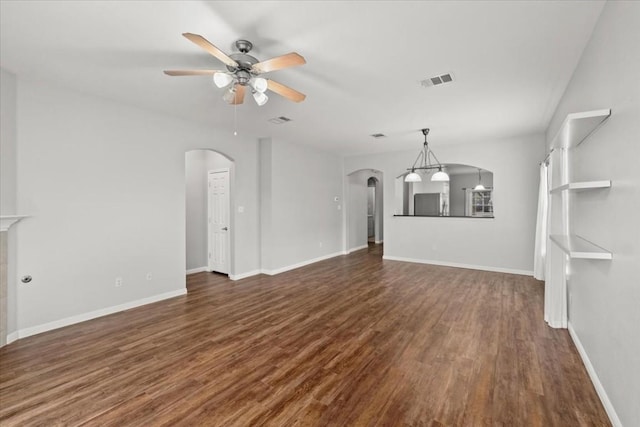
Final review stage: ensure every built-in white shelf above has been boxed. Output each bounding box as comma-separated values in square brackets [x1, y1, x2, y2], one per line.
[550, 180, 611, 194]
[0, 215, 29, 232]
[550, 234, 612, 260]
[551, 109, 611, 149]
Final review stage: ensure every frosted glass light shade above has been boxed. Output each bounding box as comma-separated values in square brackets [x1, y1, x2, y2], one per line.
[253, 91, 268, 106]
[431, 170, 450, 182]
[474, 184, 486, 190]
[251, 77, 268, 93]
[405, 171, 422, 182]
[222, 87, 236, 103]
[214, 72, 234, 88]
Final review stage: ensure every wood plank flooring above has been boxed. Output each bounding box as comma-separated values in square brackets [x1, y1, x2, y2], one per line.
[0, 244, 610, 426]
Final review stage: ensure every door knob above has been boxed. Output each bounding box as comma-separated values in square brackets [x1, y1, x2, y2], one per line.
[222, 227, 228, 231]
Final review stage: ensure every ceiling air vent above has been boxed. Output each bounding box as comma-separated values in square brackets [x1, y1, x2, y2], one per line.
[268, 116, 292, 124]
[421, 72, 455, 88]
[370, 133, 386, 139]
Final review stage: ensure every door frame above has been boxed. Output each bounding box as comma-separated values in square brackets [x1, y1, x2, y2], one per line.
[345, 169, 384, 252]
[207, 167, 232, 274]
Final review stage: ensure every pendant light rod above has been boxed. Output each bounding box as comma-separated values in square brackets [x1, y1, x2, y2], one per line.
[406, 129, 445, 171]
[405, 128, 450, 183]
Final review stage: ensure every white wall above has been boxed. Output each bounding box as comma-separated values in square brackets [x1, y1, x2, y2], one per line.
[1, 68, 19, 337]
[260, 138, 343, 272]
[185, 150, 233, 271]
[545, 2, 640, 425]
[1, 69, 17, 215]
[259, 138, 273, 272]
[13, 78, 260, 333]
[345, 135, 543, 274]
[347, 169, 383, 251]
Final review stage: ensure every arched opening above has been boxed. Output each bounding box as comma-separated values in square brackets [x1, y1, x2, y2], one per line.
[346, 169, 383, 254]
[185, 149, 235, 277]
[367, 177, 379, 243]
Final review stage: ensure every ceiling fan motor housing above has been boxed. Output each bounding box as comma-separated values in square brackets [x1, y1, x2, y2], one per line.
[235, 70, 252, 86]
[227, 40, 260, 82]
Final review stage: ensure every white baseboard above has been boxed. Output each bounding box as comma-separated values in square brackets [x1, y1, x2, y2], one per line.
[382, 255, 533, 276]
[262, 251, 345, 276]
[186, 266, 208, 275]
[374, 240, 383, 244]
[545, 319, 567, 329]
[229, 270, 261, 281]
[568, 322, 622, 427]
[16, 288, 187, 340]
[6, 331, 19, 345]
[347, 244, 369, 254]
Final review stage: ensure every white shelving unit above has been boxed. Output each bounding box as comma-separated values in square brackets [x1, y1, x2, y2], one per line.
[549, 108, 612, 260]
[550, 109, 611, 149]
[549, 234, 612, 260]
[0, 215, 29, 232]
[549, 180, 611, 194]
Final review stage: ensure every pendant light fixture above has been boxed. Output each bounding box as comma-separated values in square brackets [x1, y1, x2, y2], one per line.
[474, 168, 486, 190]
[404, 128, 450, 183]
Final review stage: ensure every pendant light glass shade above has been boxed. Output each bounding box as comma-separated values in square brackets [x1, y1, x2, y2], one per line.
[431, 169, 450, 182]
[405, 171, 422, 182]
[251, 77, 268, 93]
[253, 91, 269, 106]
[213, 72, 234, 88]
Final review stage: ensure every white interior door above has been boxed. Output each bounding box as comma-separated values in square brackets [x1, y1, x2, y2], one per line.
[208, 169, 230, 274]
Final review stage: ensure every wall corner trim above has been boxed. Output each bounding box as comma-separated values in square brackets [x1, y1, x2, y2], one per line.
[14, 288, 187, 341]
[568, 322, 622, 427]
[381, 255, 533, 276]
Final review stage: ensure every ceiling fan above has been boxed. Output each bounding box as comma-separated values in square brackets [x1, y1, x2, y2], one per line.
[164, 33, 306, 106]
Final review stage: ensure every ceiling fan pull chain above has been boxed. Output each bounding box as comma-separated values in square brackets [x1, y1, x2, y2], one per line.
[233, 102, 238, 136]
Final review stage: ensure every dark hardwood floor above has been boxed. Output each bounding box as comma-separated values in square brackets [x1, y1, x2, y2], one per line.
[0, 244, 609, 426]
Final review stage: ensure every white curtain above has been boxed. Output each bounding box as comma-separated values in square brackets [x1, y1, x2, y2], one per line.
[533, 163, 548, 280]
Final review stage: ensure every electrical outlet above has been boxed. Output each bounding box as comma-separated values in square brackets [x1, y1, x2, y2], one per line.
[146, 272, 152, 281]
[115, 277, 123, 287]
[319, 241, 323, 248]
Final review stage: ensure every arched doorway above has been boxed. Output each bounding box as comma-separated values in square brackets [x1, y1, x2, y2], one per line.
[185, 149, 235, 276]
[346, 169, 383, 254]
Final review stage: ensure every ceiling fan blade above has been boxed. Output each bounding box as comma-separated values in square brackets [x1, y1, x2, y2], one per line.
[163, 70, 225, 76]
[182, 33, 238, 68]
[230, 85, 245, 105]
[267, 79, 306, 103]
[252, 52, 306, 74]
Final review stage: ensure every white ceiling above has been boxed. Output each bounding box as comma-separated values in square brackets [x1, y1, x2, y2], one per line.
[0, 1, 605, 155]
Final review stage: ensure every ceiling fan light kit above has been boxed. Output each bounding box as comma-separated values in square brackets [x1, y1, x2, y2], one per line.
[253, 91, 268, 106]
[404, 128, 450, 183]
[250, 77, 268, 93]
[165, 34, 306, 106]
[213, 72, 234, 88]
